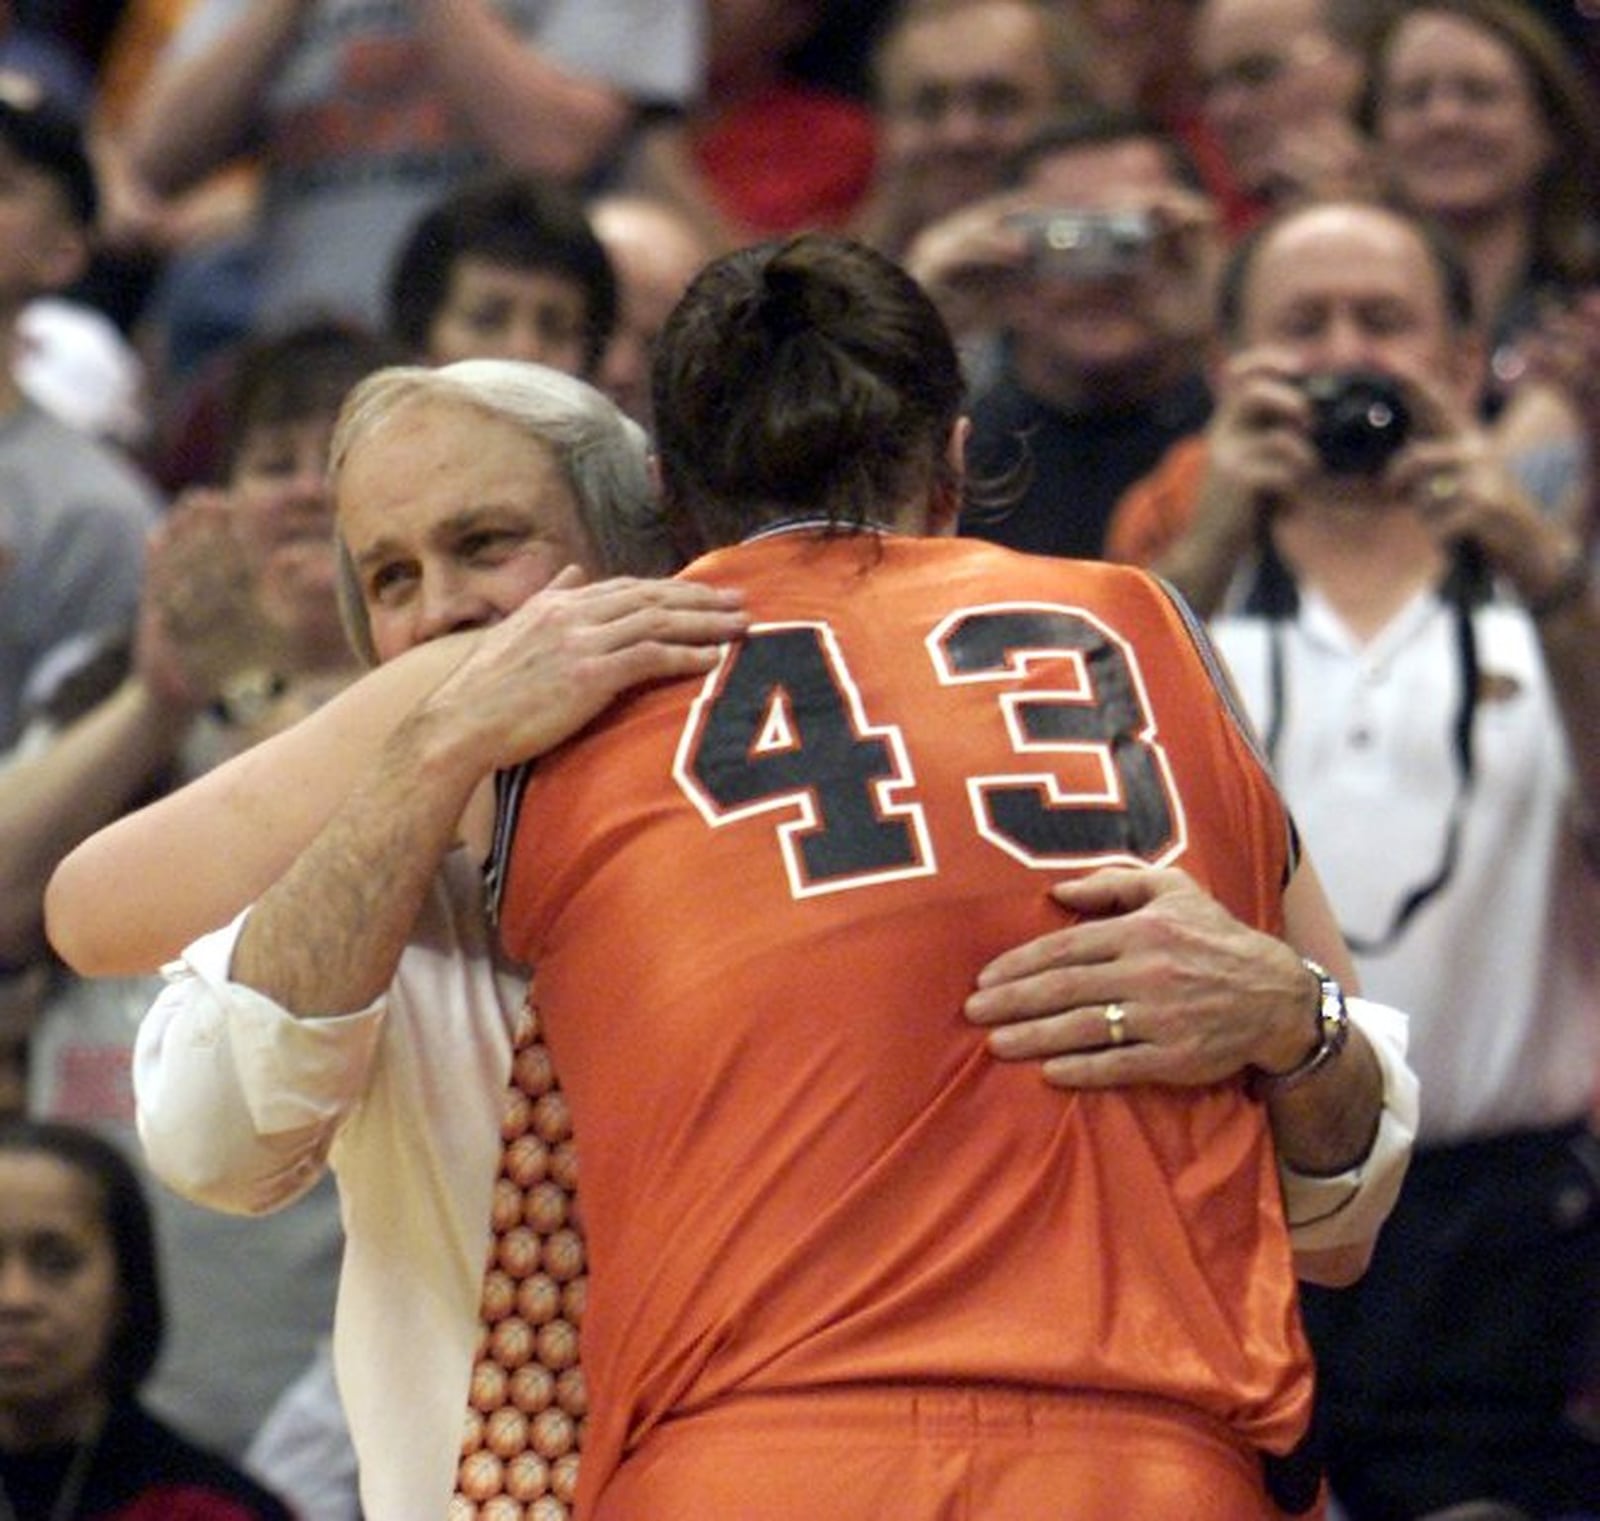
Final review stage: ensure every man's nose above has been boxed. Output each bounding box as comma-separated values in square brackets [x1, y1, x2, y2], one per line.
[415, 570, 495, 643]
[0, 1251, 40, 1308]
[1307, 316, 1374, 372]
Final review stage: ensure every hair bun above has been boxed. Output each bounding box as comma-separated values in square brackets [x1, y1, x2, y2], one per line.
[759, 262, 816, 342]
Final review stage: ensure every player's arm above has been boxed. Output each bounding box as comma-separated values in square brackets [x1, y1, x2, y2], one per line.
[44, 633, 467, 977]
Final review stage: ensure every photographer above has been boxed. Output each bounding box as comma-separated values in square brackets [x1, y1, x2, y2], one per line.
[903, 108, 1223, 560]
[1132, 197, 1600, 1517]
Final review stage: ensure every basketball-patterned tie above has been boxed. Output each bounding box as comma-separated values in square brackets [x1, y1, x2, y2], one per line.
[451, 994, 587, 1519]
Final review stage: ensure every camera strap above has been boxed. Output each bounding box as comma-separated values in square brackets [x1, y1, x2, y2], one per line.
[1248, 541, 1484, 957]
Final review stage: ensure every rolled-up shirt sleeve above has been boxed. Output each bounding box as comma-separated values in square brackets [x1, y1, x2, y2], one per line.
[1282, 995, 1418, 1258]
[134, 907, 387, 1217]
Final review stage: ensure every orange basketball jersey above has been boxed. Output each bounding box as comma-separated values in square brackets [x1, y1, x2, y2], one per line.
[491, 531, 1311, 1512]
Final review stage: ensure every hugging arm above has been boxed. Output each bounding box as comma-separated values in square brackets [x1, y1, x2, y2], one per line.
[45, 575, 747, 978]
[229, 576, 745, 1015]
[966, 862, 1416, 1285]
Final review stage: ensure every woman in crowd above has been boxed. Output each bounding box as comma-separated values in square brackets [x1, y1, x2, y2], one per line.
[1360, 0, 1600, 413]
[0, 1117, 293, 1519]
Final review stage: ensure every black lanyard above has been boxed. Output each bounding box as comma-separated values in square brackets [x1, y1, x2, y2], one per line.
[1250, 542, 1485, 956]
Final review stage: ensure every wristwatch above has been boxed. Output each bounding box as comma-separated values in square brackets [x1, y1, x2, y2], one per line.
[1250, 958, 1350, 1096]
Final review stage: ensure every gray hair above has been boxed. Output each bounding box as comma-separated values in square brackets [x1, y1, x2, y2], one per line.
[329, 358, 675, 664]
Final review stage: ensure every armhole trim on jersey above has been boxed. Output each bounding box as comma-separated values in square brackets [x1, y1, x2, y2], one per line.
[483, 761, 532, 926]
[1152, 574, 1301, 882]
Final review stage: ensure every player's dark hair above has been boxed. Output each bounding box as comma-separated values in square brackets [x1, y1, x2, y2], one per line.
[651, 233, 965, 554]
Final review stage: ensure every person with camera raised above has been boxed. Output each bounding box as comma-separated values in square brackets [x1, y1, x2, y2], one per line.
[1115, 195, 1600, 1517]
[903, 107, 1223, 561]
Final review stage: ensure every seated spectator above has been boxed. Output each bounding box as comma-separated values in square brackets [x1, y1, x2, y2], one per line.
[0, 1116, 293, 1518]
[387, 168, 617, 377]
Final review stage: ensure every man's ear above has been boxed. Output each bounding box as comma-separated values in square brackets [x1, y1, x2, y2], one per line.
[926, 416, 970, 538]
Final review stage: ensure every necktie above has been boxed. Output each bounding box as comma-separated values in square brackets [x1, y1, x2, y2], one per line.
[452, 996, 587, 1518]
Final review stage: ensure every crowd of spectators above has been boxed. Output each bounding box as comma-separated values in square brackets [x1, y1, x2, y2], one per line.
[0, 1, 1596, 1518]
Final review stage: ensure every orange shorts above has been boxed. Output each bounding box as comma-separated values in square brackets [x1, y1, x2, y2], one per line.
[591, 1384, 1323, 1520]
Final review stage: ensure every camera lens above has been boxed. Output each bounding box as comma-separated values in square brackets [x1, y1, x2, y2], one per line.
[1302, 371, 1412, 475]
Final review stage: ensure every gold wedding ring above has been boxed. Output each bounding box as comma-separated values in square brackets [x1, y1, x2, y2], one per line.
[1104, 1001, 1128, 1047]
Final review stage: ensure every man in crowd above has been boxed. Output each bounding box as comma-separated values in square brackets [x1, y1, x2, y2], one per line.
[855, 0, 1093, 260]
[951, 109, 1222, 560]
[1136, 196, 1599, 1515]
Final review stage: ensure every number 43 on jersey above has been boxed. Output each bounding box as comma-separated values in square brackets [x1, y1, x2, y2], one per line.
[674, 605, 1188, 899]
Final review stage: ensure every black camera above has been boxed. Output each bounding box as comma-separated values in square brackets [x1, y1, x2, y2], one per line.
[1299, 370, 1412, 475]
[1006, 208, 1157, 280]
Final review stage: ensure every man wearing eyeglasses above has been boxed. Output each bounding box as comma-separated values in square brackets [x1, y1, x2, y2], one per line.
[1192, 0, 1374, 224]
[1128, 196, 1600, 1516]
[853, 0, 1085, 261]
